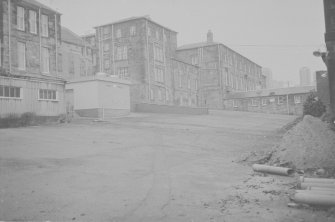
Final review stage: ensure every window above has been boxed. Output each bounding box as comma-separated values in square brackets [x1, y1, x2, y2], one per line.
[0, 86, 21, 98]
[103, 43, 109, 52]
[262, 98, 267, 106]
[158, 89, 162, 100]
[104, 59, 110, 69]
[278, 96, 285, 105]
[294, 95, 302, 104]
[39, 89, 57, 101]
[41, 14, 49, 37]
[251, 99, 259, 106]
[29, 10, 37, 34]
[156, 31, 159, 39]
[191, 55, 198, 65]
[116, 46, 127, 60]
[150, 88, 154, 100]
[130, 26, 136, 36]
[116, 29, 121, 38]
[103, 27, 110, 37]
[195, 80, 198, 90]
[147, 27, 151, 36]
[17, 6, 25, 31]
[187, 78, 191, 89]
[17, 42, 26, 70]
[179, 72, 182, 88]
[117, 67, 129, 79]
[69, 54, 75, 74]
[166, 91, 169, 101]
[154, 67, 164, 83]
[154, 45, 163, 62]
[41, 47, 50, 73]
[233, 100, 238, 108]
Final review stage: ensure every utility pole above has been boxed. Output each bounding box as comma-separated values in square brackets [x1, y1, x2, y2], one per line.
[323, 0, 335, 115]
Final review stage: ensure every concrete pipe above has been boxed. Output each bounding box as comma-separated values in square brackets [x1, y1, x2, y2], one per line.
[299, 182, 335, 190]
[309, 186, 335, 191]
[299, 176, 335, 184]
[294, 192, 335, 206]
[252, 164, 294, 176]
[296, 190, 335, 196]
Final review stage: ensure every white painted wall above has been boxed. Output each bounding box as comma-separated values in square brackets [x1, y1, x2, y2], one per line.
[0, 76, 66, 117]
[66, 78, 130, 111]
[98, 81, 130, 110]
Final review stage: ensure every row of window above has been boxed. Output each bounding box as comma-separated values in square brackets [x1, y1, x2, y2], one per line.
[103, 26, 136, 38]
[150, 88, 169, 101]
[0, 86, 57, 101]
[232, 95, 302, 108]
[17, 42, 50, 73]
[102, 25, 168, 41]
[17, 6, 49, 37]
[178, 74, 198, 90]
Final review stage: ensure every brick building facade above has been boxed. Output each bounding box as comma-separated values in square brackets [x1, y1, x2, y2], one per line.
[176, 31, 265, 109]
[0, 0, 65, 117]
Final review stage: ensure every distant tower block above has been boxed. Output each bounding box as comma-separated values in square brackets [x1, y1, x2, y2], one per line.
[207, 30, 213, 43]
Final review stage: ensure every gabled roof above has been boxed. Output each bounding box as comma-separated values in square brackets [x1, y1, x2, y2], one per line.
[61, 26, 85, 46]
[95, 16, 177, 33]
[177, 41, 262, 68]
[23, 0, 61, 14]
[177, 42, 220, 50]
[227, 85, 316, 99]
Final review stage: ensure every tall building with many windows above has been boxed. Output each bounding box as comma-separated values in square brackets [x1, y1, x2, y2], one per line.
[0, 0, 65, 117]
[94, 16, 199, 109]
[176, 31, 264, 108]
[299, 66, 311, 86]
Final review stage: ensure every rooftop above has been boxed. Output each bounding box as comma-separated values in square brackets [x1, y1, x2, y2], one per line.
[95, 16, 177, 33]
[23, 0, 61, 14]
[61, 26, 86, 46]
[227, 85, 316, 99]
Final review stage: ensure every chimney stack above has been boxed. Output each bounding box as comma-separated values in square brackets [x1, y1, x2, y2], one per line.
[207, 30, 213, 43]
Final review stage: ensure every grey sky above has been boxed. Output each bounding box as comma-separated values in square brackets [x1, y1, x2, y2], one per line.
[40, 0, 326, 85]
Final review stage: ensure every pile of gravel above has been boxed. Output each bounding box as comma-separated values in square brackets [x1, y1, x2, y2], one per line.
[270, 115, 335, 169]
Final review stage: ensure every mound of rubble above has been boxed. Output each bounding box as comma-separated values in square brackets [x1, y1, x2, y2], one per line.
[270, 115, 335, 169]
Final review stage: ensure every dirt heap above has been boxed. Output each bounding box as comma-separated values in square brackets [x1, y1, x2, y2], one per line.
[270, 115, 335, 169]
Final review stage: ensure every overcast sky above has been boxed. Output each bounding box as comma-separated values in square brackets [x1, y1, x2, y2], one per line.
[40, 0, 326, 85]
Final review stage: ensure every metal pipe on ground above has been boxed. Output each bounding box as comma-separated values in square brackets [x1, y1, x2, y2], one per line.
[299, 176, 335, 184]
[252, 164, 294, 176]
[299, 182, 335, 189]
[294, 192, 335, 206]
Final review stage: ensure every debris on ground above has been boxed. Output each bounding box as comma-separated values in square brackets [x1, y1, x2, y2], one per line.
[269, 115, 335, 169]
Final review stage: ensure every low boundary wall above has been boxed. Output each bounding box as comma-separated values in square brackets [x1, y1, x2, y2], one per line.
[135, 103, 208, 115]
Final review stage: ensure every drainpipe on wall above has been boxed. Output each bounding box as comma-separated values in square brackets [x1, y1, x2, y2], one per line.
[8, 0, 11, 74]
[38, 8, 42, 74]
[111, 24, 115, 76]
[145, 19, 151, 100]
[54, 14, 58, 77]
[286, 94, 290, 115]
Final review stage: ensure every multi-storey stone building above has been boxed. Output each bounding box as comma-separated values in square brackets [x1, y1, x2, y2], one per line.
[0, 0, 65, 117]
[171, 58, 199, 107]
[176, 31, 265, 109]
[94, 16, 196, 110]
[60, 26, 95, 80]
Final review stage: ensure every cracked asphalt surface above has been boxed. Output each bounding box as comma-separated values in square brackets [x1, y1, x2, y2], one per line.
[1, 110, 304, 221]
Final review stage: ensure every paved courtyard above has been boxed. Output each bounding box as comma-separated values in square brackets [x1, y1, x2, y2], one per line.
[1, 110, 314, 221]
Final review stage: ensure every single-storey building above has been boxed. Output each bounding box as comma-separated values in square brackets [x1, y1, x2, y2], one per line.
[65, 74, 131, 119]
[223, 86, 316, 115]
